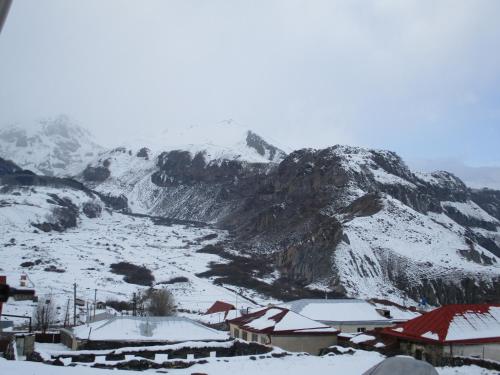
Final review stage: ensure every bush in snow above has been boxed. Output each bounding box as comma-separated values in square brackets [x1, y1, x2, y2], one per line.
[33, 294, 57, 333]
[82, 200, 102, 218]
[140, 288, 176, 316]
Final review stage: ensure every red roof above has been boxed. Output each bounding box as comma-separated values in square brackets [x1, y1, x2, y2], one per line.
[382, 304, 500, 345]
[227, 306, 339, 336]
[205, 300, 236, 315]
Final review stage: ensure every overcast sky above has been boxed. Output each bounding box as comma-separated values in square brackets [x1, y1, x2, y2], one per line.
[1, 0, 499, 167]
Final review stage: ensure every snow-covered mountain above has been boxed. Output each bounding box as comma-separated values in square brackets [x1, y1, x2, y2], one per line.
[0, 157, 260, 324]
[79, 121, 286, 218]
[2, 120, 500, 309]
[0, 115, 104, 176]
[81, 141, 500, 305]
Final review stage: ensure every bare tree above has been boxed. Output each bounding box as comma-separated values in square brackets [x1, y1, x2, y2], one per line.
[139, 288, 176, 316]
[33, 294, 57, 333]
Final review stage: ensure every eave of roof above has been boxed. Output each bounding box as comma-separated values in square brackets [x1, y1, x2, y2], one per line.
[382, 328, 500, 345]
[228, 322, 339, 336]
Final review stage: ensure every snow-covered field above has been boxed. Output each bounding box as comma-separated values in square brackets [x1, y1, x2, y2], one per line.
[0, 351, 495, 375]
[0, 186, 262, 325]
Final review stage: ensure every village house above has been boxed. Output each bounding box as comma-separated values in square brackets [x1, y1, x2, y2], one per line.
[227, 306, 339, 355]
[282, 299, 410, 333]
[61, 315, 228, 350]
[381, 304, 500, 365]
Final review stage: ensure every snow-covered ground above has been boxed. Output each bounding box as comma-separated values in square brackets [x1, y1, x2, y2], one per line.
[0, 186, 263, 326]
[0, 116, 103, 176]
[334, 195, 500, 303]
[0, 351, 495, 375]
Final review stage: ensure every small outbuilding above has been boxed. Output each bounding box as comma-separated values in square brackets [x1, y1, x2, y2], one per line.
[382, 304, 500, 365]
[227, 306, 339, 355]
[61, 316, 228, 350]
[363, 356, 439, 375]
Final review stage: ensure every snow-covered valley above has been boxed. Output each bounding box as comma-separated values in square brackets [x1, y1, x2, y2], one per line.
[0, 184, 263, 325]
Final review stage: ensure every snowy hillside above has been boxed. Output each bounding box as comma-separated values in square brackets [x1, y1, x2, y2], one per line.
[2, 121, 500, 308]
[79, 122, 286, 218]
[0, 183, 261, 325]
[121, 120, 287, 164]
[0, 115, 103, 176]
[334, 195, 500, 303]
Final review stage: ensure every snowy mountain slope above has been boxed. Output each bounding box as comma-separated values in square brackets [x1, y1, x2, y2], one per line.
[3, 118, 500, 308]
[122, 120, 287, 164]
[79, 123, 286, 219]
[334, 195, 500, 304]
[0, 183, 262, 326]
[72, 140, 500, 305]
[0, 115, 104, 176]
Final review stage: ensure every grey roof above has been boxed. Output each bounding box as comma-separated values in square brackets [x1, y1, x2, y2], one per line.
[282, 299, 391, 323]
[72, 315, 228, 342]
[363, 356, 439, 375]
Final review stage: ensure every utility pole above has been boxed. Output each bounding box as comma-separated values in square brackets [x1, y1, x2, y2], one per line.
[64, 298, 70, 327]
[73, 283, 77, 326]
[132, 292, 137, 317]
[93, 288, 97, 321]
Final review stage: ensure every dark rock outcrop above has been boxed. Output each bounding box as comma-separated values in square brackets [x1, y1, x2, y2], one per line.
[83, 165, 111, 182]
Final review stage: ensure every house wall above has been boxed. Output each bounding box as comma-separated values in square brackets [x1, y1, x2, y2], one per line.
[444, 343, 500, 362]
[229, 323, 337, 355]
[270, 334, 337, 355]
[60, 328, 78, 350]
[229, 323, 269, 345]
[399, 339, 500, 365]
[399, 340, 444, 365]
[327, 322, 393, 333]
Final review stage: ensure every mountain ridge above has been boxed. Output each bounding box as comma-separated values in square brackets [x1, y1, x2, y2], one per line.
[1, 122, 500, 307]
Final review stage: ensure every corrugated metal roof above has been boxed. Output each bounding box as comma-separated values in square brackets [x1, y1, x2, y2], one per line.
[383, 304, 500, 344]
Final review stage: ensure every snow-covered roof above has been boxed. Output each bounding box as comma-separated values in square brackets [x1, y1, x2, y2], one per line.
[384, 304, 500, 344]
[197, 309, 242, 326]
[72, 316, 228, 342]
[282, 299, 391, 324]
[228, 307, 339, 335]
[370, 301, 421, 322]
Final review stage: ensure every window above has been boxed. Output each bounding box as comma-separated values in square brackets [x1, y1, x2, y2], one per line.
[233, 328, 240, 338]
[242, 331, 248, 341]
[251, 333, 258, 342]
[357, 327, 366, 333]
[260, 335, 267, 344]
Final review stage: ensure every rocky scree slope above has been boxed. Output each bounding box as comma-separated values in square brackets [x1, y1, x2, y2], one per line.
[80, 137, 500, 305]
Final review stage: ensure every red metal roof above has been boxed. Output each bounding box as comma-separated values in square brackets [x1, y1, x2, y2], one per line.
[205, 300, 236, 315]
[382, 304, 500, 345]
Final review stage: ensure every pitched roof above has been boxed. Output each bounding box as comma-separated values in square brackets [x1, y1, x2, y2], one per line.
[228, 306, 339, 335]
[72, 316, 228, 342]
[205, 300, 236, 315]
[282, 299, 391, 323]
[382, 304, 500, 344]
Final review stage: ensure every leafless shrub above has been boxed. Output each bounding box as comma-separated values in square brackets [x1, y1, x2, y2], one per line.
[33, 294, 57, 333]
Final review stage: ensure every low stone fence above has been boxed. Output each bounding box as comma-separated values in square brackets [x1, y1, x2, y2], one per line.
[29, 339, 273, 370]
[439, 356, 500, 371]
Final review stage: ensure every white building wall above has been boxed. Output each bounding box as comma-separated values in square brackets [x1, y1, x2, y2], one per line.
[444, 343, 500, 362]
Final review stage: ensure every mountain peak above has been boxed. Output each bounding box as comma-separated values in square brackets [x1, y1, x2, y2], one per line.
[0, 115, 103, 176]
